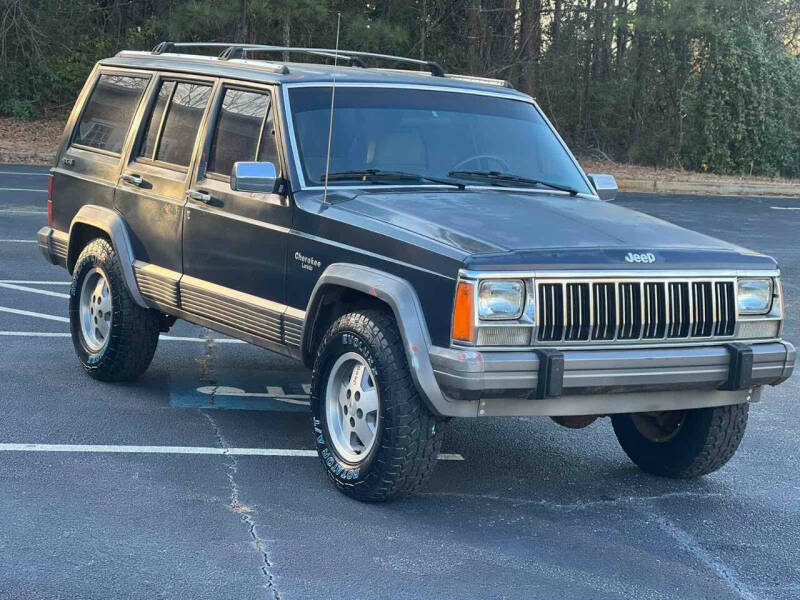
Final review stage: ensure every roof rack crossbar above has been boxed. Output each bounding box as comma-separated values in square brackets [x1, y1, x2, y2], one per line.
[151, 41, 445, 76]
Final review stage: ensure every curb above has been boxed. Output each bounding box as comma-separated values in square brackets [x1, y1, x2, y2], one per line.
[617, 177, 800, 198]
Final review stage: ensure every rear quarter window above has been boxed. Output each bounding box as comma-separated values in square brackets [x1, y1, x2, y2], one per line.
[73, 74, 148, 154]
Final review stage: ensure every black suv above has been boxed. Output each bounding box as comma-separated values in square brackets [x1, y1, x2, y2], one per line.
[38, 43, 795, 501]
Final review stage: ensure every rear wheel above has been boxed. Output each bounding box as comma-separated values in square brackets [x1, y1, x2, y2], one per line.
[611, 404, 749, 478]
[311, 309, 444, 502]
[69, 238, 160, 382]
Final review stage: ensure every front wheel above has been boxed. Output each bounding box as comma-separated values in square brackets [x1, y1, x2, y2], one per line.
[611, 403, 749, 478]
[311, 310, 444, 502]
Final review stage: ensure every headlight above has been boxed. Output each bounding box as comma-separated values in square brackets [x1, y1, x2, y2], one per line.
[737, 279, 772, 314]
[478, 280, 524, 320]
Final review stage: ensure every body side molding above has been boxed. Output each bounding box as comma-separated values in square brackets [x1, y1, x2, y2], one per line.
[301, 263, 477, 417]
[68, 205, 148, 308]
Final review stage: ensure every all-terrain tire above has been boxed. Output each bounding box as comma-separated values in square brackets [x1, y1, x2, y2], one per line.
[69, 238, 160, 382]
[311, 309, 444, 502]
[611, 404, 749, 478]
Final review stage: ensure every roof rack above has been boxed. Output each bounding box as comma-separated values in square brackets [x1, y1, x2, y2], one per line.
[151, 41, 446, 77]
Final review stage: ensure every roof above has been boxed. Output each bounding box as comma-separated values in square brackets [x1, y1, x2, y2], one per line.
[101, 51, 531, 100]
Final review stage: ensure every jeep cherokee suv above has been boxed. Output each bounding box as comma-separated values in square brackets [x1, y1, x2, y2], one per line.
[38, 43, 795, 501]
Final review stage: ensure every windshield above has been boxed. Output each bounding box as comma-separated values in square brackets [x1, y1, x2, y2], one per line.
[287, 86, 592, 194]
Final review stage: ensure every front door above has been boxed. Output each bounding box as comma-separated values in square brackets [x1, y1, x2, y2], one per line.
[115, 75, 215, 273]
[182, 83, 291, 304]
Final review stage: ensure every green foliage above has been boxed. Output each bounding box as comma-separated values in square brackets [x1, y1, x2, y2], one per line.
[682, 24, 800, 177]
[0, 97, 40, 121]
[0, 0, 798, 177]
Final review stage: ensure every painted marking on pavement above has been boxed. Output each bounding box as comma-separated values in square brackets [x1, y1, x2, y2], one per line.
[0, 331, 71, 338]
[770, 206, 800, 211]
[0, 330, 244, 343]
[0, 188, 47, 193]
[653, 513, 758, 600]
[0, 209, 47, 215]
[162, 335, 244, 343]
[0, 282, 70, 298]
[0, 239, 36, 243]
[0, 443, 464, 460]
[197, 385, 310, 406]
[0, 306, 69, 322]
[0, 280, 70, 285]
[0, 172, 49, 176]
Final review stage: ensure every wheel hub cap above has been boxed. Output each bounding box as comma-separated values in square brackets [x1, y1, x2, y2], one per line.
[631, 410, 687, 443]
[79, 267, 112, 352]
[325, 352, 380, 463]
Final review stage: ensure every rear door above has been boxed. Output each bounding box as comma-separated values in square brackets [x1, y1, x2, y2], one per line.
[52, 70, 150, 233]
[115, 74, 216, 273]
[182, 82, 290, 300]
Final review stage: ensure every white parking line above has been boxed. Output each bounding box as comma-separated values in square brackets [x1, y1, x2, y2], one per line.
[0, 331, 70, 337]
[770, 206, 800, 210]
[162, 335, 244, 343]
[0, 443, 464, 460]
[0, 280, 71, 285]
[0, 443, 317, 456]
[0, 282, 70, 298]
[0, 330, 246, 343]
[0, 306, 69, 322]
[0, 239, 36, 243]
[0, 209, 47, 215]
[0, 172, 49, 176]
[0, 188, 47, 193]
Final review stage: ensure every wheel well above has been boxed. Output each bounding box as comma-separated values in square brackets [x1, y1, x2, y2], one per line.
[67, 224, 110, 273]
[303, 284, 394, 367]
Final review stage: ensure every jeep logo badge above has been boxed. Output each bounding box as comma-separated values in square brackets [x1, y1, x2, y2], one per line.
[625, 252, 657, 264]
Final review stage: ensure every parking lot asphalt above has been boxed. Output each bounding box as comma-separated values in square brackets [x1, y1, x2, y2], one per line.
[0, 164, 798, 600]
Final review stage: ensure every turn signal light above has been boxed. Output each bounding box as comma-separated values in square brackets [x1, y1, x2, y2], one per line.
[452, 281, 475, 343]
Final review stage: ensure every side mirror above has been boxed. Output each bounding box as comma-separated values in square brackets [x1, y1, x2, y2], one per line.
[231, 161, 278, 193]
[587, 173, 618, 202]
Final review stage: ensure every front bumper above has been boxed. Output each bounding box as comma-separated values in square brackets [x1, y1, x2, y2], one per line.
[37, 226, 68, 268]
[428, 341, 795, 417]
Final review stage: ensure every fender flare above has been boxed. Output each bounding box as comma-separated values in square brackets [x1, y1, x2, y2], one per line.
[68, 205, 148, 308]
[302, 263, 475, 417]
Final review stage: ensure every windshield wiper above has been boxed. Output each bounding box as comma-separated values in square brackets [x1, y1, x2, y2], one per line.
[448, 170, 580, 196]
[322, 169, 465, 189]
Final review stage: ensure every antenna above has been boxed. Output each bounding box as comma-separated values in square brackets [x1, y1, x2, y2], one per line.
[322, 12, 341, 206]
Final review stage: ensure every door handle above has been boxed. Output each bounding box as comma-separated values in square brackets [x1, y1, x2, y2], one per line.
[119, 173, 144, 187]
[186, 189, 212, 204]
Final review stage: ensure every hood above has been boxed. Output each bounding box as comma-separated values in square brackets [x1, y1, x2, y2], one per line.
[335, 189, 776, 271]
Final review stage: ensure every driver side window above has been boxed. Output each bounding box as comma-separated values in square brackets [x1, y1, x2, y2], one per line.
[207, 87, 279, 178]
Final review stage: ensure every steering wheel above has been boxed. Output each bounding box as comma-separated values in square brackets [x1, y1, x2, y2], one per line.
[451, 154, 512, 173]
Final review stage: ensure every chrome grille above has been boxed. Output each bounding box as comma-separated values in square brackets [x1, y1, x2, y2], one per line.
[591, 282, 615, 340]
[564, 283, 590, 341]
[537, 279, 736, 344]
[715, 281, 735, 336]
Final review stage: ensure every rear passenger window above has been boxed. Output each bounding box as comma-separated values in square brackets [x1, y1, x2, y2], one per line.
[207, 88, 278, 177]
[73, 74, 148, 154]
[138, 80, 212, 168]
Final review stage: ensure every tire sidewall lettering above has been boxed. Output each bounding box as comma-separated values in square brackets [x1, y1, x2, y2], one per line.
[340, 332, 380, 380]
[71, 251, 114, 364]
[312, 330, 381, 484]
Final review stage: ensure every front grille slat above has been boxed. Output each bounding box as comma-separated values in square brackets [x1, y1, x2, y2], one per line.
[536, 278, 735, 344]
